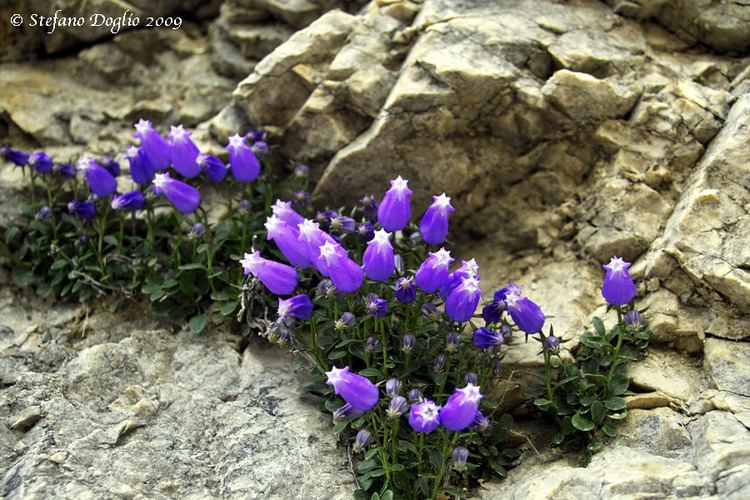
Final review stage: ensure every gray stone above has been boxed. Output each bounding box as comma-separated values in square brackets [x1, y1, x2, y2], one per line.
[704, 339, 750, 397]
[0, 292, 354, 499]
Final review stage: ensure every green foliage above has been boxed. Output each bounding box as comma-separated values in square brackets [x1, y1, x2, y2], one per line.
[0, 169, 274, 329]
[533, 307, 651, 464]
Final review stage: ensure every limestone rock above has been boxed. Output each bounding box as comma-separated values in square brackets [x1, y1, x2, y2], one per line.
[541, 69, 638, 122]
[704, 339, 750, 397]
[0, 292, 354, 499]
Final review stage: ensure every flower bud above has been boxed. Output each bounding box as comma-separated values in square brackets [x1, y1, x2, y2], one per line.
[334, 312, 356, 331]
[421, 303, 440, 321]
[188, 223, 206, 239]
[408, 388, 423, 403]
[464, 372, 478, 386]
[333, 403, 363, 422]
[544, 334, 561, 352]
[385, 378, 401, 398]
[402, 333, 416, 353]
[434, 353, 446, 373]
[452, 445, 469, 472]
[294, 164, 309, 178]
[366, 335, 379, 352]
[352, 428, 372, 453]
[238, 199, 251, 213]
[624, 309, 642, 327]
[446, 332, 461, 353]
[292, 190, 311, 209]
[472, 411, 490, 433]
[386, 396, 408, 419]
[36, 205, 52, 220]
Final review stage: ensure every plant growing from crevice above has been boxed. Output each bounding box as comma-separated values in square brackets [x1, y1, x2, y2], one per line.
[533, 258, 651, 466]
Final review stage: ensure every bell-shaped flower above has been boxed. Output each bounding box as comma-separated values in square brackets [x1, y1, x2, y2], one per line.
[240, 250, 298, 296]
[504, 282, 545, 334]
[472, 327, 503, 350]
[440, 383, 483, 431]
[265, 215, 312, 268]
[272, 199, 305, 227]
[134, 119, 171, 171]
[168, 125, 200, 178]
[408, 400, 441, 433]
[100, 156, 120, 177]
[29, 152, 53, 174]
[226, 133, 260, 182]
[197, 153, 227, 183]
[297, 219, 336, 271]
[53, 163, 76, 179]
[602, 256, 637, 306]
[325, 365, 379, 411]
[111, 190, 145, 211]
[362, 229, 394, 282]
[277, 294, 313, 325]
[365, 293, 388, 318]
[67, 201, 96, 220]
[151, 172, 200, 214]
[415, 248, 454, 293]
[1, 146, 28, 166]
[452, 446, 469, 472]
[395, 276, 417, 303]
[77, 157, 117, 197]
[445, 275, 482, 323]
[316, 241, 364, 293]
[419, 193, 455, 245]
[377, 176, 412, 231]
[125, 146, 155, 186]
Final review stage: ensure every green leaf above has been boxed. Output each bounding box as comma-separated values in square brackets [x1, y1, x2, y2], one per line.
[534, 398, 553, 410]
[604, 397, 627, 410]
[358, 368, 381, 378]
[592, 316, 606, 335]
[189, 314, 207, 334]
[591, 400, 606, 424]
[220, 301, 239, 316]
[602, 424, 618, 437]
[356, 459, 379, 474]
[179, 263, 206, 271]
[609, 373, 630, 395]
[328, 350, 349, 360]
[379, 491, 393, 500]
[571, 412, 595, 432]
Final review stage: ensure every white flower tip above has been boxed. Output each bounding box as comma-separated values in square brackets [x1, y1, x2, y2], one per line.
[170, 125, 189, 141]
[433, 193, 452, 209]
[134, 119, 152, 135]
[227, 134, 245, 150]
[391, 176, 409, 192]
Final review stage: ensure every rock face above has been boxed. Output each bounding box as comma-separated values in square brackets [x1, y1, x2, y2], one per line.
[2, 0, 750, 498]
[0, 285, 354, 499]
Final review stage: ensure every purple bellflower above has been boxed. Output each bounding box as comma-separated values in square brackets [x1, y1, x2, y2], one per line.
[196, 153, 227, 183]
[602, 256, 637, 306]
[265, 215, 312, 268]
[67, 201, 96, 220]
[53, 163, 76, 179]
[504, 282, 545, 334]
[408, 400, 441, 433]
[445, 275, 483, 323]
[226, 134, 260, 182]
[240, 251, 298, 296]
[395, 276, 417, 303]
[297, 219, 337, 271]
[362, 229, 395, 282]
[1, 146, 28, 166]
[77, 157, 117, 197]
[110, 190, 145, 211]
[358, 194, 379, 222]
[325, 366, 379, 412]
[125, 146, 155, 186]
[329, 215, 356, 234]
[168, 125, 201, 178]
[272, 199, 305, 227]
[151, 172, 200, 213]
[377, 176, 413, 231]
[624, 309, 642, 327]
[134, 119, 171, 171]
[356, 222, 375, 242]
[441, 383, 483, 431]
[277, 294, 314, 325]
[481, 300, 505, 325]
[100, 156, 120, 177]
[36, 205, 52, 220]
[316, 241, 364, 293]
[29, 152, 53, 174]
[415, 248, 454, 293]
[420, 193, 455, 245]
[365, 293, 388, 318]
[294, 164, 308, 178]
[472, 327, 504, 350]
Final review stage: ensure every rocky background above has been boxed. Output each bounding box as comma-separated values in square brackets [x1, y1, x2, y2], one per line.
[1, 0, 749, 498]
